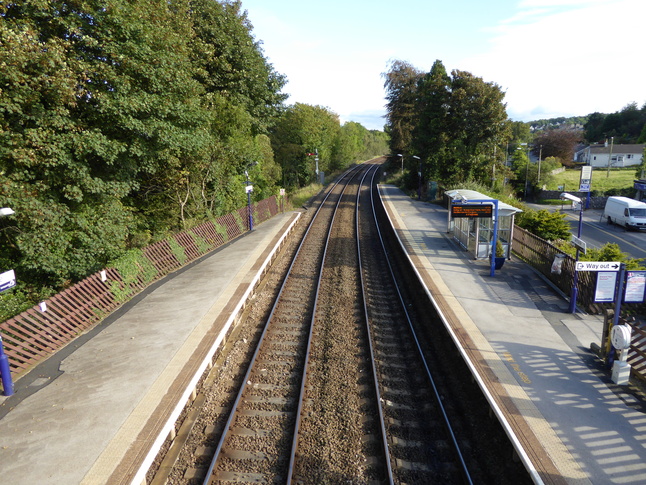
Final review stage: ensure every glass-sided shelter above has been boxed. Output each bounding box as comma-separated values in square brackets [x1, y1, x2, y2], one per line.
[445, 189, 523, 260]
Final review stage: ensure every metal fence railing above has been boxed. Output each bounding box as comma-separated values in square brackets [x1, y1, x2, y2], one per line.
[0, 196, 280, 386]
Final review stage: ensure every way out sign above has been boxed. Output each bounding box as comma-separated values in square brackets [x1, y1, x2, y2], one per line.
[576, 261, 620, 272]
[574, 261, 621, 303]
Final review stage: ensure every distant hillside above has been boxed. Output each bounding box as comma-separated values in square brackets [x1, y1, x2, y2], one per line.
[528, 115, 588, 132]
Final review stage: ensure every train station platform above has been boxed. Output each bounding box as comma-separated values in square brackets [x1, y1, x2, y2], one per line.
[2, 182, 645, 485]
[0, 210, 301, 485]
[379, 184, 646, 485]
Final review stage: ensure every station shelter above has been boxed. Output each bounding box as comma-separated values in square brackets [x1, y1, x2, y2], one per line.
[445, 189, 523, 260]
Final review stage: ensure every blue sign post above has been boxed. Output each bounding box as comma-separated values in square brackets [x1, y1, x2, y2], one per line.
[0, 336, 14, 396]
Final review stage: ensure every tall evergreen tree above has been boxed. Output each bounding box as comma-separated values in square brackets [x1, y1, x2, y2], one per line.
[413, 60, 451, 181]
[382, 60, 422, 156]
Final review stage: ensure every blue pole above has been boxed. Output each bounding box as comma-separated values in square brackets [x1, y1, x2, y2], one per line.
[245, 171, 253, 231]
[0, 336, 14, 396]
[490, 200, 499, 277]
[612, 264, 626, 328]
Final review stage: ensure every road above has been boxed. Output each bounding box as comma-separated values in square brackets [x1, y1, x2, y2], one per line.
[528, 203, 646, 261]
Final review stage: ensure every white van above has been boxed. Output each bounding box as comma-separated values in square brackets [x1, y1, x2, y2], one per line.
[603, 196, 646, 230]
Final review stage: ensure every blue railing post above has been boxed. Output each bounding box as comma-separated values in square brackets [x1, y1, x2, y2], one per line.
[0, 335, 14, 396]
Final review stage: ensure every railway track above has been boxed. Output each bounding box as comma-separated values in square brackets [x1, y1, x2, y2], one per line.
[152, 160, 533, 484]
[202, 164, 372, 483]
[356, 167, 472, 483]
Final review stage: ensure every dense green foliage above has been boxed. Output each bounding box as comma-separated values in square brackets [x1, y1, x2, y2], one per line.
[382, 60, 423, 156]
[0, 1, 388, 309]
[584, 102, 646, 144]
[515, 209, 572, 242]
[554, 241, 645, 270]
[383, 59, 511, 190]
[270, 105, 388, 188]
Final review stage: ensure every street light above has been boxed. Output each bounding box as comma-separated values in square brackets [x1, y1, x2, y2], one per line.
[397, 153, 403, 174]
[413, 155, 421, 199]
[537, 145, 543, 186]
[606, 136, 614, 178]
[522, 143, 530, 200]
[0, 207, 15, 396]
[560, 192, 583, 313]
[244, 162, 257, 231]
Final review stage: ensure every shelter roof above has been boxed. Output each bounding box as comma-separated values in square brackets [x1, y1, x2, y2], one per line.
[445, 189, 523, 217]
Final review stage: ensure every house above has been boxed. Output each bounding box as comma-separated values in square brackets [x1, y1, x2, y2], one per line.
[575, 143, 645, 168]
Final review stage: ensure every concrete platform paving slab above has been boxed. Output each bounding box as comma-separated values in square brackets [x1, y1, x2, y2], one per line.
[0, 211, 300, 485]
[379, 184, 646, 485]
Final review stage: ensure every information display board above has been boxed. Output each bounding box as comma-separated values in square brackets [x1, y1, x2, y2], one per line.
[451, 204, 493, 218]
[594, 271, 618, 302]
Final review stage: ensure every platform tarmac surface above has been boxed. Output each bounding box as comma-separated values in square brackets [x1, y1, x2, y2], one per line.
[0, 210, 300, 485]
[380, 184, 646, 484]
[1, 188, 645, 484]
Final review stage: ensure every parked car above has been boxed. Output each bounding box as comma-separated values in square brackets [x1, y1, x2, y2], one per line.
[603, 196, 646, 230]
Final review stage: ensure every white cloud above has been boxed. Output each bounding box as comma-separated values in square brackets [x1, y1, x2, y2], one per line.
[461, 0, 646, 120]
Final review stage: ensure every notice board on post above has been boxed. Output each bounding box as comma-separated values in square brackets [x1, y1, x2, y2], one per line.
[451, 204, 493, 218]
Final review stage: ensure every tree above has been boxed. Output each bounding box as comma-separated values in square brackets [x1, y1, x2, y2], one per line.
[189, 0, 287, 134]
[584, 112, 606, 143]
[583, 102, 646, 144]
[382, 60, 423, 156]
[0, 0, 289, 289]
[270, 103, 341, 188]
[516, 209, 571, 242]
[332, 122, 367, 169]
[442, 70, 510, 184]
[413, 60, 451, 180]
[411, 66, 511, 185]
[532, 128, 582, 166]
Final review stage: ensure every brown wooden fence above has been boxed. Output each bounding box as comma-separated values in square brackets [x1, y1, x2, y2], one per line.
[513, 227, 646, 383]
[513, 225, 622, 314]
[0, 196, 280, 386]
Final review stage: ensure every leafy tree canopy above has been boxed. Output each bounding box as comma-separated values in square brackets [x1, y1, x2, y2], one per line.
[584, 102, 646, 144]
[516, 209, 572, 242]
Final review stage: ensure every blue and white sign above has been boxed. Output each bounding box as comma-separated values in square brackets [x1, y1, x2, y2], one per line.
[594, 272, 618, 302]
[625, 271, 646, 303]
[0, 269, 16, 292]
[576, 261, 620, 272]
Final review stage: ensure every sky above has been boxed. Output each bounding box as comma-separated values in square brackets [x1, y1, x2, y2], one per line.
[239, 0, 645, 131]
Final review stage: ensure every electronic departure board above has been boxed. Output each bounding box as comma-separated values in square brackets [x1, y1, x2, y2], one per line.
[451, 204, 493, 218]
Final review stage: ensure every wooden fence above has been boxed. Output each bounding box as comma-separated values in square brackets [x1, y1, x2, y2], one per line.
[0, 197, 280, 386]
[513, 226, 646, 382]
[513, 225, 646, 315]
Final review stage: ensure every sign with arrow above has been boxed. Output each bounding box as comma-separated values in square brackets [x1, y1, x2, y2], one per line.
[576, 261, 620, 272]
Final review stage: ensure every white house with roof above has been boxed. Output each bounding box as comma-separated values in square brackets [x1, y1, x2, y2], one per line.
[575, 144, 645, 168]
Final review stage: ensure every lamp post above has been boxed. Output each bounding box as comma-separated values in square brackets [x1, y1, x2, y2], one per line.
[397, 153, 403, 174]
[537, 145, 543, 186]
[413, 155, 421, 199]
[0, 207, 15, 396]
[606, 136, 614, 178]
[560, 193, 583, 313]
[523, 143, 530, 200]
[244, 162, 257, 231]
